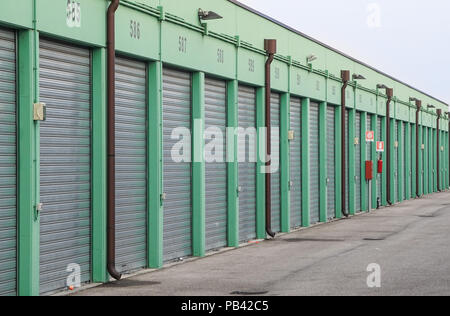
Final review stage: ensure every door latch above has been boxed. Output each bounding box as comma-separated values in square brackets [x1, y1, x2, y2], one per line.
[33, 103, 46, 121]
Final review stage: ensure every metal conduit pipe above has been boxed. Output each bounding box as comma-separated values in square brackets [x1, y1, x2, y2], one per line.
[340, 70, 350, 217]
[107, 0, 122, 281]
[437, 109, 442, 191]
[385, 88, 394, 205]
[415, 100, 422, 198]
[264, 39, 277, 238]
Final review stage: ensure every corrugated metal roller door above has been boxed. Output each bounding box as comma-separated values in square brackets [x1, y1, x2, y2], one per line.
[39, 39, 92, 294]
[204, 78, 227, 251]
[326, 106, 335, 219]
[309, 102, 320, 224]
[115, 56, 147, 273]
[0, 28, 16, 296]
[376, 117, 382, 204]
[289, 97, 301, 228]
[365, 114, 372, 208]
[410, 124, 413, 197]
[162, 68, 192, 262]
[394, 121, 399, 202]
[402, 122, 406, 200]
[270, 93, 281, 232]
[345, 110, 349, 212]
[355, 112, 361, 212]
[238, 85, 257, 242]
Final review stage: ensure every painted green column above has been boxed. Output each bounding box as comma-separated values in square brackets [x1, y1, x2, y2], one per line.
[433, 128, 437, 192]
[418, 124, 423, 196]
[411, 123, 417, 198]
[398, 121, 404, 202]
[335, 104, 342, 219]
[389, 118, 395, 202]
[280, 93, 290, 231]
[256, 87, 266, 239]
[424, 127, 429, 195]
[381, 116, 387, 206]
[17, 29, 39, 296]
[348, 108, 356, 215]
[371, 114, 377, 208]
[319, 101, 327, 222]
[301, 98, 310, 226]
[148, 61, 163, 268]
[226, 80, 239, 247]
[405, 122, 411, 199]
[360, 112, 367, 212]
[192, 72, 205, 257]
[91, 48, 108, 282]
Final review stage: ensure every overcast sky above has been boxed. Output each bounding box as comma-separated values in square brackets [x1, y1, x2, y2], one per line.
[238, 0, 450, 106]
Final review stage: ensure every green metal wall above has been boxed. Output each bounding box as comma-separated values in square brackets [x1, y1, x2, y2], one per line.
[0, 0, 449, 296]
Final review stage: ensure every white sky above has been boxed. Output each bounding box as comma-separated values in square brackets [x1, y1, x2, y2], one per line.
[238, 0, 450, 106]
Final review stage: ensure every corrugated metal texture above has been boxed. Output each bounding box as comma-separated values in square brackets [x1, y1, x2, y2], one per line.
[204, 77, 227, 251]
[289, 97, 302, 228]
[410, 124, 413, 198]
[270, 93, 281, 232]
[238, 85, 257, 242]
[162, 68, 192, 262]
[0, 28, 16, 296]
[309, 102, 320, 224]
[115, 57, 147, 273]
[376, 117, 382, 203]
[39, 39, 92, 294]
[345, 110, 349, 212]
[394, 121, 399, 202]
[355, 112, 361, 212]
[402, 122, 406, 200]
[326, 105, 335, 219]
[365, 114, 372, 208]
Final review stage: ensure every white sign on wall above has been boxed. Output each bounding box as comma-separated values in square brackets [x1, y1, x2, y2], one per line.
[66, 0, 81, 28]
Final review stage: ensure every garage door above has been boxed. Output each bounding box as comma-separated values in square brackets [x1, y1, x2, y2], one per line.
[345, 109, 350, 213]
[365, 114, 372, 209]
[162, 68, 192, 262]
[115, 57, 147, 273]
[290, 97, 302, 228]
[270, 93, 281, 232]
[238, 85, 257, 242]
[39, 39, 92, 294]
[0, 28, 16, 296]
[355, 112, 361, 212]
[309, 102, 320, 224]
[376, 117, 382, 204]
[205, 78, 227, 251]
[326, 105, 335, 219]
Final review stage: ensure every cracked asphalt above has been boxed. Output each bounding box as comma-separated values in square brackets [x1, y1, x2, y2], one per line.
[73, 190, 450, 296]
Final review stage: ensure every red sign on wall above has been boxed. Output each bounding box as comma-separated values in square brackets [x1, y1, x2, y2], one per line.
[366, 131, 375, 142]
[376, 141, 385, 152]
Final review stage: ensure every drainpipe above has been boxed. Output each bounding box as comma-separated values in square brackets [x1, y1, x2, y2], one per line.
[385, 88, 394, 205]
[415, 100, 422, 198]
[264, 39, 276, 238]
[340, 70, 350, 217]
[437, 110, 442, 191]
[107, 0, 121, 281]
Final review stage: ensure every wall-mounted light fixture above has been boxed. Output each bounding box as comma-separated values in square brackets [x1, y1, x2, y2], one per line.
[409, 97, 420, 103]
[427, 104, 436, 109]
[198, 9, 223, 21]
[306, 54, 317, 63]
[353, 74, 366, 80]
[377, 84, 388, 90]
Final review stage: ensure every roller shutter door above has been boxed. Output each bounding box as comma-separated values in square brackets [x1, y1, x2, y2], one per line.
[162, 68, 192, 262]
[270, 93, 281, 232]
[39, 39, 92, 294]
[309, 102, 320, 224]
[365, 114, 372, 209]
[290, 97, 302, 228]
[204, 78, 227, 251]
[0, 28, 16, 296]
[326, 106, 335, 219]
[355, 112, 361, 212]
[345, 110, 350, 212]
[394, 121, 399, 202]
[376, 117, 382, 204]
[238, 85, 257, 242]
[115, 57, 147, 273]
